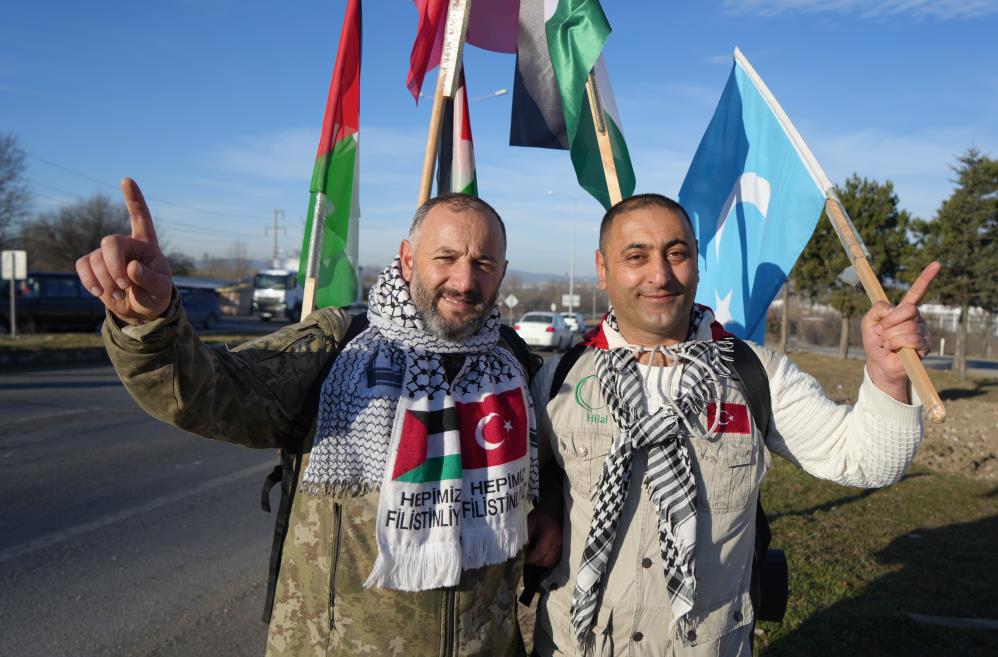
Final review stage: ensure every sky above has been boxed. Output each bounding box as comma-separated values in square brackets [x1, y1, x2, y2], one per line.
[3, 0, 997, 278]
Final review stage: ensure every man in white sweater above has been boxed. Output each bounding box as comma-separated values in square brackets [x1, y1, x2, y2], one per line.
[526, 193, 937, 657]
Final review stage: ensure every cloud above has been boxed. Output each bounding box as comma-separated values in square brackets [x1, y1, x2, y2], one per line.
[214, 128, 315, 181]
[808, 127, 985, 218]
[723, 0, 998, 20]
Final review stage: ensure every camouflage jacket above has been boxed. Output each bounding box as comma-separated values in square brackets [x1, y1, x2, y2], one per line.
[103, 292, 527, 657]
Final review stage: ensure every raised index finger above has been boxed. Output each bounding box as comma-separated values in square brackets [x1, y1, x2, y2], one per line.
[900, 261, 942, 306]
[120, 177, 159, 248]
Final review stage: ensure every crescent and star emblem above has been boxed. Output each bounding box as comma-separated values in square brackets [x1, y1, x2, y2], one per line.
[475, 412, 511, 451]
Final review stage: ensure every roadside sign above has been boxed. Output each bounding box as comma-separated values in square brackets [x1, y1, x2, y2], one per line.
[2, 250, 26, 280]
[504, 294, 518, 309]
[3, 250, 27, 338]
[561, 294, 580, 307]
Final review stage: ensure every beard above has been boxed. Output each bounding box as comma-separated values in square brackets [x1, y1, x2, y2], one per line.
[409, 271, 497, 341]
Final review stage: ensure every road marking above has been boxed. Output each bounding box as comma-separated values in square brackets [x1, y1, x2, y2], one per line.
[0, 461, 274, 565]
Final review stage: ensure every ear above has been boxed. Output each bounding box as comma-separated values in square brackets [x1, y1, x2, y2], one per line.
[595, 249, 607, 290]
[399, 239, 414, 282]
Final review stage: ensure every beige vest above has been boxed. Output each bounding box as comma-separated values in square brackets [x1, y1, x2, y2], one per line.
[535, 347, 772, 657]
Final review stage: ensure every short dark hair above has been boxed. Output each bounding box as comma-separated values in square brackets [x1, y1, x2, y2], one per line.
[598, 193, 694, 252]
[409, 193, 506, 245]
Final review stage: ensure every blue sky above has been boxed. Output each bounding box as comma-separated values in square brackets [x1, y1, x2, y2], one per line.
[4, 1, 997, 277]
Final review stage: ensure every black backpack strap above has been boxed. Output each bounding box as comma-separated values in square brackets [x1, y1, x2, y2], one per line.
[499, 323, 542, 383]
[728, 338, 788, 623]
[549, 342, 588, 401]
[728, 338, 771, 438]
[261, 311, 369, 624]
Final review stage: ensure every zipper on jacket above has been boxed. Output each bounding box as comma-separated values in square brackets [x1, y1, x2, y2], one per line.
[328, 502, 343, 630]
[442, 589, 456, 657]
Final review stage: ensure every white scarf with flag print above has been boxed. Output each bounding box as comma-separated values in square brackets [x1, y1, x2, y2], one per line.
[570, 305, 734, 654]
[302, 258, 538, 591]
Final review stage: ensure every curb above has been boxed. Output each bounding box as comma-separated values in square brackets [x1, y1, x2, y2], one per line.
[0, 348, 110, 371]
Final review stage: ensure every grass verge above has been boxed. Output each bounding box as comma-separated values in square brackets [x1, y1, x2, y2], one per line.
[756, 460, 998, 656]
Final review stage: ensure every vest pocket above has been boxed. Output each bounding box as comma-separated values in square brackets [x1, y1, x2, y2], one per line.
[559, 430, 613, 494]
[691, 432, 761, 513]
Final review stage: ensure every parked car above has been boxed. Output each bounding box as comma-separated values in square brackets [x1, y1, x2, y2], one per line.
[560, 311, 586, 334]
[0, 272, 105, 333]
[514, 311, 573, 351]
[178, 286, 222, 329]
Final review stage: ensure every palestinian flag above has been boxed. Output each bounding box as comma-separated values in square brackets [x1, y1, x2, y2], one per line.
[510, 0, 635, 209]
[407, 0, 518, 102]
[436, 69, 478, 196]
[298, 0, 361, 309]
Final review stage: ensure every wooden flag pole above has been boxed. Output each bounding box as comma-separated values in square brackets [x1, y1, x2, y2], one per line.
[825, 196, 946, 423]
[417, 0, 473, 207]
[300, 192, 329, 320]
[585, 71, 622, 206]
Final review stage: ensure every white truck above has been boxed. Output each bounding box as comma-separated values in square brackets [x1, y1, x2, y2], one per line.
[251, 269, 303, 321]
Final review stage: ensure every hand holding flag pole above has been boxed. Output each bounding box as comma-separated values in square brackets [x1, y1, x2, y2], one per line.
[417, 0, 473, 207]
[825, 197, 945, 422]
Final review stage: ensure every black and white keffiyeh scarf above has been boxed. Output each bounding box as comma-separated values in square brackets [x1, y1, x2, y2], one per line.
[302, 257, 538, 591]
[570, 305, 734, 652]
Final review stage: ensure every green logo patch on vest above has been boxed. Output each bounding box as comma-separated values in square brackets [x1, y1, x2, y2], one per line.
[574, 375, 609, 424]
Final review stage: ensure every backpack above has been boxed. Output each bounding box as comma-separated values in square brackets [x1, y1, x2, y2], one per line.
[259, 313, 541, 623]
[522, 337, 788, 623]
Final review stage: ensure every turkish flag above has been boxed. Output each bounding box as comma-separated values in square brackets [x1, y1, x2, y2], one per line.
[456, 388, 528, 470]
[706, 402, 752, 435]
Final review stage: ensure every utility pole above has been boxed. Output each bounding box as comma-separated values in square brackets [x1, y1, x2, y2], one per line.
[568, 214, 575, 315]
[265, 210, 286, 268]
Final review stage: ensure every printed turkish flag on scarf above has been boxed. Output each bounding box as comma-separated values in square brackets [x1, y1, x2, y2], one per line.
[455, 388, 528, 470]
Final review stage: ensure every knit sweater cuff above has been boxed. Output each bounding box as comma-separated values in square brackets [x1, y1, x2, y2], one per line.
[855, 366, 924, 484]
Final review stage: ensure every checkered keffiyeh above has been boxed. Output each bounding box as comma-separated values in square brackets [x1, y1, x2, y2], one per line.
[570, 305, 733, 653]
[302, 257, 538, 592]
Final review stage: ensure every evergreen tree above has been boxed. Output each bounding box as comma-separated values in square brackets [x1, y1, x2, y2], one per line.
[910, 149, 998, 380]
[792, 175, 912, 357]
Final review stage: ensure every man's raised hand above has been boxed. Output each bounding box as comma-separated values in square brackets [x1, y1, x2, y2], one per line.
[76, 178, 173, 325]
[861, 261, 941, 401]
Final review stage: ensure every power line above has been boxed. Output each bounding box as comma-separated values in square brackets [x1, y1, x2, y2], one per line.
[26, 177, 266, 239]
[26, 152, 276, 222]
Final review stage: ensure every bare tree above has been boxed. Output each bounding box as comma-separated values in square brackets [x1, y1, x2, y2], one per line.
[227, 241, 253, 281]
[20, 193, 129, 271]
[0, 133, 32, 249]
[195, 241, 255, 282]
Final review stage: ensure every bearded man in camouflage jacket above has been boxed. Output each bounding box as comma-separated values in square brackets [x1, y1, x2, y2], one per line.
[78, 178, 542, 657]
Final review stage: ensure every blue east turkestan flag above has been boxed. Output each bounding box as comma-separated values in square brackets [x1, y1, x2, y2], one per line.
[679, 48, 826, 343]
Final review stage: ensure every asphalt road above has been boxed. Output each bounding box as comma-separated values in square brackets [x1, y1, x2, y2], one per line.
[787, 341, 998, 377]
[0, 365, 274, 657]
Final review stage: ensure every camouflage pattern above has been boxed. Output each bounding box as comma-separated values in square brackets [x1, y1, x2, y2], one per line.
[103, 292, 528, 657]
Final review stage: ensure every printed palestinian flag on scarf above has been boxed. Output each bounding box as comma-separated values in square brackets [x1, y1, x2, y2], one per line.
[297, 0, 361, 309]
[510, 0, 635, 209]
[436, 69, 478, 196]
